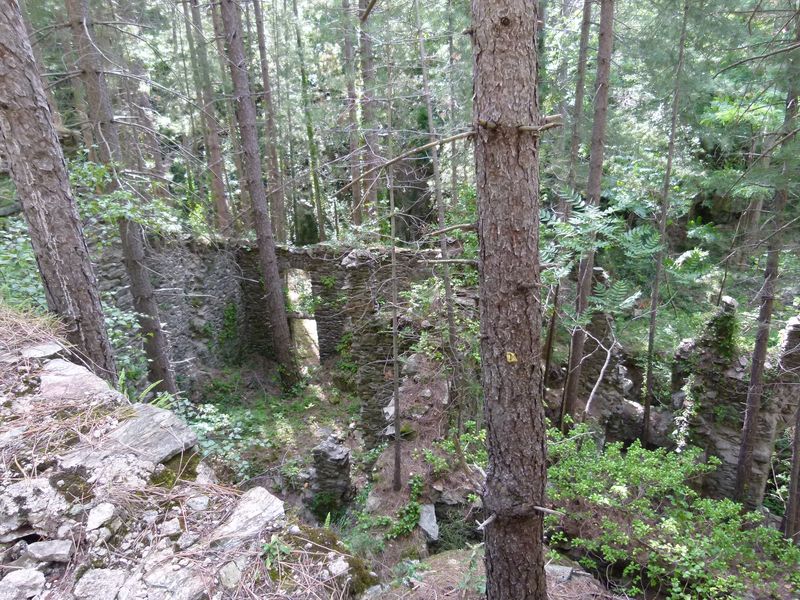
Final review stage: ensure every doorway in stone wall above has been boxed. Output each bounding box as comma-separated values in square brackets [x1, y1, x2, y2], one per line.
[286, 268, 320, 370]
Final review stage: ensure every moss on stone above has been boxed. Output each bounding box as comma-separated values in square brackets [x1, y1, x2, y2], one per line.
[151, 451, 201, 488]
[289, 525, 378, 594]
[50, 466, 94, 503]
[346, 554, 379, 594]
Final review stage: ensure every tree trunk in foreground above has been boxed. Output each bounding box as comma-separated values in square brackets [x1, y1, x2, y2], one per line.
[472, 0, 548, 597]
[0, 2, 116, 382]
[65, 0, 177, 394]
[560, 0, 614, 430]
[219, 0, 297, 383]
[736, 11, 799, 507]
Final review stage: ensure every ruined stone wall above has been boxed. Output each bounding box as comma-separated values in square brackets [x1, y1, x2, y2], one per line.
[98, 239, 436, 411]
[675, 298, 800, 508]
[97, 239, 243, 392]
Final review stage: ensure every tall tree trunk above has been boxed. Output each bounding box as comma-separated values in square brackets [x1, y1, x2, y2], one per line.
[736, 11, 799, 507]
[279, 0, 299, 242]
[342, 0, 363, 226]
[186, 0, 232, 233]
[65, 0, 177, 394]
[253, 0, 287, 242]
[447, 0, 459, 207]
[472, 0, 548, 597]
[0, 2, 116, 382]
[358, 0, 380, 215]
[385, 51, 401, 493]
[175, 5, 203, 204]
[542, 0, 592, 389]
[560, 0, 614, 430]
[566, 0, 592, 192]
[291, 0, 326, 241]
[642, 0, 690, 446]
[415, 0, 460, 417]
[219, 0, 297, 382]
[211, 0, 250, 232]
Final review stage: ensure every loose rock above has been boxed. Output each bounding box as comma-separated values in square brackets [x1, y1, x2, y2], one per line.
[0, 568, 44, 600]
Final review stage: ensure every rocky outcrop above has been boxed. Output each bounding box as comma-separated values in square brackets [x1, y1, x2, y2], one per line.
[549, 315, 675, 448]
[0, 338, 369, 599]
[677, 299, 800, 507]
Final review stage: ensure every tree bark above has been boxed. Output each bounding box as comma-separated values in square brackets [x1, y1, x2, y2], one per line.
[65, 0, 177, 394]
[0, 1, 116, 382]
[560, 0, 614, 430]
[736, 11, 799, 507]
[218, 0, 297, 382]
[787, 407, 800, 543]
[292, 0, 326, 241]
[253, 0, 287, 242]
[785, 315, 800, 543]
[358, 0, 380, 215]
[472, 0, 548, 597]
[642, 0, 690, 446]
[342, 0, 363, 226]
[447, 0, 459, 208]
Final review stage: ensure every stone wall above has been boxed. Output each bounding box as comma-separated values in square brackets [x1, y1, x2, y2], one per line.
[97, 239, 242, 392]
[98, 239, 437, 409]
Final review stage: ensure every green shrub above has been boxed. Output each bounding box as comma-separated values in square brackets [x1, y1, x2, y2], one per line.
[547, 425, 800, 599]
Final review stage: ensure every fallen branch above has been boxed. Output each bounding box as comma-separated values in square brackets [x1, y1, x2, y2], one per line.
[425, 222, 477, 237]
[336, 129, 476, 196]
[421, 258, 478, 266]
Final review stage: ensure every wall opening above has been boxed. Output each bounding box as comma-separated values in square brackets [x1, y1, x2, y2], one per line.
[286, 268, 320, 370]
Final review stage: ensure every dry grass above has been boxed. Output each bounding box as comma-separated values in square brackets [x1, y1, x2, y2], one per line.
[0, 301, 64, 356]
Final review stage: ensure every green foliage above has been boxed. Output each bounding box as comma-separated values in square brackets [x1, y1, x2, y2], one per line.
[547, 425, 800, 599]
[335, 332, 358, 375]
[590, 280, 642, 315]
[310, 491, 346, 523]
[168, 396, 253, 479]
[69, 160, 183, 243]
[104, 301, 148, 394]
[436, 420, 488, 468]
[385, 474, 424, 540]
[391, 559, 430, 588]
[279, 458, 304, 491]
[262, 534, 292, 570]
[0, 217, 45, 309]
[457, 544, 486, 595]
[420, 448, 449, 477]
